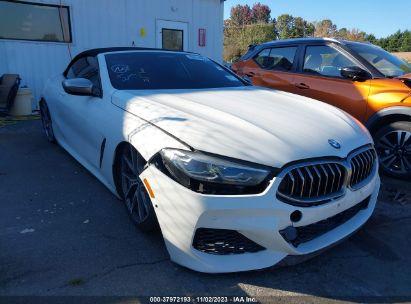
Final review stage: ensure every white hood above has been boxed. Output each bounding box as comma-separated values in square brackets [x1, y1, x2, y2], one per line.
[112, 86, 372, 168]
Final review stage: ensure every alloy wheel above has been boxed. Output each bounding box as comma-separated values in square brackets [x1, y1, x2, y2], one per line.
[376, 130, 411, 175]
[40, 101, 55, 142]
[120, 145, 152, 224]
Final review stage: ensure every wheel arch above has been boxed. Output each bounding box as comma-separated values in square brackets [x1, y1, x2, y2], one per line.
[110, 122, 190, 197]
[366, 106, 411, 134]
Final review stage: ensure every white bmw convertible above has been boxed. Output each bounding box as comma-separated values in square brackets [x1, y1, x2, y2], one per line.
[40, 48, 380, 273]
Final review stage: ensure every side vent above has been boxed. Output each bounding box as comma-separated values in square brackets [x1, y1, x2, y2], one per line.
[99, 138, 106, 168]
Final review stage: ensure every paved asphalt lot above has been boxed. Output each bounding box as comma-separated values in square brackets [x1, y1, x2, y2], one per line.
[1, 119, 411, 302]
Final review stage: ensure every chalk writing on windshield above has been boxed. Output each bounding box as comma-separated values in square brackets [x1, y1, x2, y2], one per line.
[111, 64, 130, 74]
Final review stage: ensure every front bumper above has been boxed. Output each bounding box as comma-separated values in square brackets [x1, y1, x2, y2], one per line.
[140, 165, 380, 273]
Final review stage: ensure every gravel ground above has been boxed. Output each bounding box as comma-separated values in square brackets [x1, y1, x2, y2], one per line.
[0, 120, 410, 303]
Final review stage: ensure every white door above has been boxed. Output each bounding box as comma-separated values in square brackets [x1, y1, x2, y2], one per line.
[56, 56, 105, 169]
[156, 20, 188, 51]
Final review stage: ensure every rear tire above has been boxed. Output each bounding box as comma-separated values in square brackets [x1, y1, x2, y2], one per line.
[39, 100, 56, 143]
[374, 121, 411, 179]
[118, 144, 158, 232]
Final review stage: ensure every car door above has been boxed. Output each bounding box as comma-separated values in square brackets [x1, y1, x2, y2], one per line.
[58, 56, 105, 169]
[243, 46, 298, 92]
[292, 43, 371, 121]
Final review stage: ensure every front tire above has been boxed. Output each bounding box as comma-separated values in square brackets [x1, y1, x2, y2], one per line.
[118, 144, 158, 232]
[39, 100, 56, 143]
[374, 121, 411, 179]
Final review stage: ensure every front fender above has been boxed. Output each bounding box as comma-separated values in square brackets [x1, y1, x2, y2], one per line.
[366, 106, 411, 131]
[127, 118, 189, 161]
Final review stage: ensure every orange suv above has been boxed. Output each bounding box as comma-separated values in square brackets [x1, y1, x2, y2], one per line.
[232, 38, 411, 179]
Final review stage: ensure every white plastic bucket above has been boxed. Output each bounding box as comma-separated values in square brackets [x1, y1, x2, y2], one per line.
[10, 88, 33, 116]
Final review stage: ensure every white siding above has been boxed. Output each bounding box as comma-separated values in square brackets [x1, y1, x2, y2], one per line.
[0, 0, 224, 104]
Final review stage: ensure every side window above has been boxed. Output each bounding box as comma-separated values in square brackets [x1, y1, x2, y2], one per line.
[254, 47, 297, 71]
[78, 57, 100, 87]
[267, 47, 297, 71]
[303, 45, 358, 77]
[66, 58, 88, 79]
[66, 56, 100, 87]
[254, 48, 271, 68]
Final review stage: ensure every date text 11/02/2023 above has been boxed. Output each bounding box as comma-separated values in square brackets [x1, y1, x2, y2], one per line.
[149, 296, 258, 303]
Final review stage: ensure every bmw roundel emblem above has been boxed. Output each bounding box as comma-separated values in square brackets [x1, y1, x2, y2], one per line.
[328, 139, 341, 149]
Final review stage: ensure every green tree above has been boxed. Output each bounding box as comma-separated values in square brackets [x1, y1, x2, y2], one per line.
[291, 17, 314, 38]
[224, 2, 410, 62]
[387, 30, 402, 52]
[399, 30, 411, 52]
[314, 19, 337, 37]
[378, 37, 389, 50]
[276, 14, 294, 39]
[224, 23, 276, 62]
[364, 33, 377, 44]
[336, 28, 349, 39]
[305, 22, 315, 37]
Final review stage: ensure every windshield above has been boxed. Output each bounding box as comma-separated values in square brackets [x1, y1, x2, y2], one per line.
[105, 52, 245, 90]
[349, 43, 411, 78]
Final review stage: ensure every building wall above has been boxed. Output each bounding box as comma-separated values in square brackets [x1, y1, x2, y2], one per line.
[0, 0, 224, 104]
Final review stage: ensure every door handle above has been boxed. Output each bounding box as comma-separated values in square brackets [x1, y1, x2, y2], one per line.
[245, 72, 256, 77]
[295, 83, 310, 89]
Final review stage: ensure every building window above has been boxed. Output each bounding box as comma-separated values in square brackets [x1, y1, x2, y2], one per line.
[0, 0, 72, 43]
[162, 29, 183, 51]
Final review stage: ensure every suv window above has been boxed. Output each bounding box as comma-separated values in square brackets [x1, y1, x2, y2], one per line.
[303, 45, 358, 77]
[348, 43, 411, 78]
[67, 56, 100, 87]
[254, 49, 270, 68]
[254, 47, 297, 71]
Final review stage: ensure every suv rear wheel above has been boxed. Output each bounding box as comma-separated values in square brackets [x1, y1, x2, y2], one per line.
[374, 121, 411, 179]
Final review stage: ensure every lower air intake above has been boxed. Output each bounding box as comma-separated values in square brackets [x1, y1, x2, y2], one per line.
[280, 196, 370, 247]
[192, 228, 265, 255]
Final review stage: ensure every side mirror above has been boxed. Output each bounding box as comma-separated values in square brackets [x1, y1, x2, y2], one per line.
[62, 78, 100, 96]
[340, 66, 372, 81]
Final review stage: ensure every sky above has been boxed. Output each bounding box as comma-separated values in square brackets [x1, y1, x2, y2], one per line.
[224, 0, 411, 38]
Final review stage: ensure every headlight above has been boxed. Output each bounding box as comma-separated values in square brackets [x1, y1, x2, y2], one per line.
[155, 148, 275, 195]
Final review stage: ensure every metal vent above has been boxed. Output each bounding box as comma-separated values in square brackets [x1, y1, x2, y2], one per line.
[277, 163, 346, 205]
[192, 228, 265, 255]
[349, 148, 376, 189]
